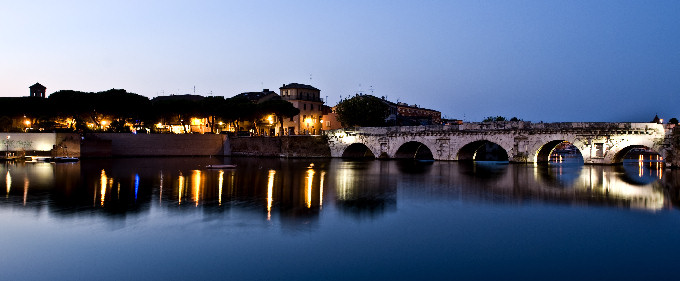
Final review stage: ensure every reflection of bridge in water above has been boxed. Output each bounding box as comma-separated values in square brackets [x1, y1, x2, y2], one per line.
[2, 158, 678, 222]
[327, 122, 676, 166]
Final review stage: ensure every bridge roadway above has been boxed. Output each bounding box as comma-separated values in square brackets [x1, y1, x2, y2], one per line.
[326, 122, 678, 166]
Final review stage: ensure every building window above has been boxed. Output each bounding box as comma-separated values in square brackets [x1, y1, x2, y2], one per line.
[311, 104, 314, 110]
[304, 104, 307, 110]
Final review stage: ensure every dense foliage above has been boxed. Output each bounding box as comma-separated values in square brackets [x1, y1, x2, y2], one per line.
[335, 95, 389, 127]
[0, 89, 302, 133]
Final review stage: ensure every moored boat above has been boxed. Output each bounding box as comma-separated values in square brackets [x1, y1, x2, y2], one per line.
[206, 164, 237, 169]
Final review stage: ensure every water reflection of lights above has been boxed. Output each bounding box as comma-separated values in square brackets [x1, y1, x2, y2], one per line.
[319, 171, 326, 209]
[23, 176, 28, 206]
[337, 168, 354, 201]
[134, 174, 139, 201]
[100, 169, 107, 206]
[159, 171, 164, 204]
[6, 171, 11, 197]
[267, 170, 275, 220]
[192, 170, 201, 207]
[218, 170, 224, 206]
[178, 172, 185, 205]
[306, 169, 315, 208]
[579, 167, 665, 210]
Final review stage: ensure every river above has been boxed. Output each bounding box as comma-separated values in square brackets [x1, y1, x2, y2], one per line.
[1, 157, 679, 280]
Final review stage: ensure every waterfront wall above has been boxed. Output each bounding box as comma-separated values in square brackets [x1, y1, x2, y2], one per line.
[83, 133, 228, 157]
[229, 136, 331, 158]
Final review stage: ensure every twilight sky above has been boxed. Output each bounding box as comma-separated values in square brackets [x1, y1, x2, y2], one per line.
[1, 0, 678, 122]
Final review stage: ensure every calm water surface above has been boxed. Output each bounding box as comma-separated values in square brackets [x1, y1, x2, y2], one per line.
[1, 157, 679, 280]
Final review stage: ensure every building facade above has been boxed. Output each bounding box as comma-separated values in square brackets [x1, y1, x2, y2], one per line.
[280, 83, 325, 135]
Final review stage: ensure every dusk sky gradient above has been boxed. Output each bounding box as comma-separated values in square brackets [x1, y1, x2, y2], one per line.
[2, 0, 679, 122]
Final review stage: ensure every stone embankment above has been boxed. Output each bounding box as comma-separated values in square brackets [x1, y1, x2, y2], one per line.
[229, 136, 331, 158]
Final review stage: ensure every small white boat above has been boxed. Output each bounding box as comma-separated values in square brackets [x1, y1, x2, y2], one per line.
[206, 164, 237, 169]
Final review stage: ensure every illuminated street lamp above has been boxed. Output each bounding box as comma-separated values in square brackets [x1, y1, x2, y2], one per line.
[304, 117, 312, 134]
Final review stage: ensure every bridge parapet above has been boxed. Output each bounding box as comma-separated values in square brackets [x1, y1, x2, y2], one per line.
[330, 122, 665, 136]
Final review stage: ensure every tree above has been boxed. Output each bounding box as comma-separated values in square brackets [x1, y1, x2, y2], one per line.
[222, 96, 257, 132]
[483, 116, 507, 122]
[335, 95, 389, 127]
[669, 118, 679, 125]
[258, 100, 300, 135]
[199, 96, 226, 133]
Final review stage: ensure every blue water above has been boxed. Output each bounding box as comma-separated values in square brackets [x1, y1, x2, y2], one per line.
[1, 158, 678, 280]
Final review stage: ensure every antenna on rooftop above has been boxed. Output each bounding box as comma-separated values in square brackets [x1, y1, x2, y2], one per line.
[193, 86, 195, 95]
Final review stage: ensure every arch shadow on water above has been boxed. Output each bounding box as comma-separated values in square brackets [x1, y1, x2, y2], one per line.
[457, 160, 509, 181]
[395, 159, 434, 174]
[535, 162, 584, 188]
[617, 161, 665, 186]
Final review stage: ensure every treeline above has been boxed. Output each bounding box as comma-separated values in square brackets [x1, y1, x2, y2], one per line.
[0, 89, 299, 133]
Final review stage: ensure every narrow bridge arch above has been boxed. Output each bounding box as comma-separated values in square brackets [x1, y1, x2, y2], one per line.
[394, 141, 434, 160]
[536, 140, 584, 163]
[457, 140, 509, 162]
[613, 145, 663, 164]
[341, 143, 376, 159]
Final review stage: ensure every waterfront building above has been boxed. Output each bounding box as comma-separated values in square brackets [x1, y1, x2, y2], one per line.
[234, 89, 282, 136]
[279, 83, 325, 135]
[394, 102, 441, 125]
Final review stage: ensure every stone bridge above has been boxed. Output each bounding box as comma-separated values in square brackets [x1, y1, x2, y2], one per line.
[327, 122, 679, 166]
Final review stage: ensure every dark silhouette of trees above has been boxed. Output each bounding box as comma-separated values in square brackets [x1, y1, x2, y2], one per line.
[335, 95, 389, 127]
[483, 116, 507, 122]
[0, 87, 312, 135]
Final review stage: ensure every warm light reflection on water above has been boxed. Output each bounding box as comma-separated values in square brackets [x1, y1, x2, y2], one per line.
[100, 169, 107, 206]
[218, 170, 224, 206]
[0, 157, 677, 216]
[267, 170, 275, 220]
[306, 168, 314, 208]
[319, 171, 325, 209]
[22, 176, 28, 206]
[192, 170, 201, 207]
[178, 172, 184, 205]
[5, 170, 11, 197]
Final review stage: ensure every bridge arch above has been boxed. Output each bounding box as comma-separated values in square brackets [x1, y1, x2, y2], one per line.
[394, 141, 434, 160]
[341, 143, 376, 159]
[612, 145, 663, 164]
[457, 140, 509, 161]
[535, 140, 584, 163]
